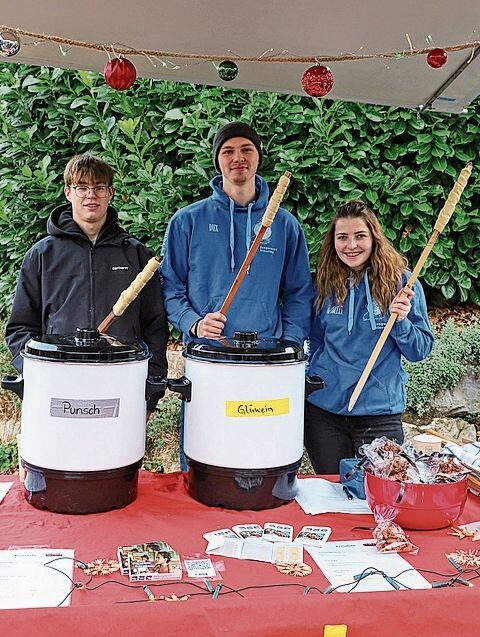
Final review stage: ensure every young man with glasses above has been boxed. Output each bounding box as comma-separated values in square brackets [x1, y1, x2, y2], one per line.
[6, 154, 168, 411]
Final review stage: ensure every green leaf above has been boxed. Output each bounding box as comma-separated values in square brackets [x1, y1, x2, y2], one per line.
[365, 113, 384, 122]
[41, 155, 51, 171]
[470, 286, 480, 305]
[77, 70, 94, 87]
[339, 179, 356, 192]
[456, 274, 472, 289]
[417, 133, 433, 143]
[384, 227, 396, 241]
[348, 189, 364, 199]
[364, 189, 378, 204]
[345, 166, 368, 182]
[458, 233, 478, 250]
[118, 117, 141, 137]
[396, 177, 417, 192]
[79, 116, 98, 127]
[384, 147, 399, 161]
[51, 67, 64, 80]
[70, 97, 89, 109]
[164, 108, 184, 120]
[164, 121, 181, 134]
[441, 283, 456, 299]
[432, 157, 447, 172]
[415, 202, 431, 213]
[77, 133, 100, 143]
[22, 76, 42, 87]
[105, 116, 116, 132]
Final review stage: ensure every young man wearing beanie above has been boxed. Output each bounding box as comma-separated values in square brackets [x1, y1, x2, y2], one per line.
[161, 122, 314, 468]
[161, 121, 313, 342]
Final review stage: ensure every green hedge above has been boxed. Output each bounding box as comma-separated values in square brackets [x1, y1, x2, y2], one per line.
[0, 63, 479, 315]
[404, 319, 480, 414]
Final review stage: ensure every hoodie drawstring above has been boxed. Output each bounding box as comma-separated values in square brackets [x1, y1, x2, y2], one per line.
[347, 271, 377, 334]
[347, 277, 355, 334]
[363, 270, 377, 331]
[229, 199, 235, 271]
[245, 202, 253, 274]
[228, 200, 255, 273]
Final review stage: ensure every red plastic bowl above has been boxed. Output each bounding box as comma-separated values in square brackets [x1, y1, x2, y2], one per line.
[365, 471, 467, 530]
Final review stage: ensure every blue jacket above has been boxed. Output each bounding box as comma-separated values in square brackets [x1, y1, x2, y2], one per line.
[160, 175, 314, 343]
[307, 270, 434, 415]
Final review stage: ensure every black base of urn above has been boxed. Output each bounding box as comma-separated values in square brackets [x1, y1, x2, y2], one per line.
[186, 458, 301, 510]
[22, 459, 142, 514]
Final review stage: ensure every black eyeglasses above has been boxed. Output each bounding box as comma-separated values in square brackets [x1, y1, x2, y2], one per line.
[69, 185, 111, 198]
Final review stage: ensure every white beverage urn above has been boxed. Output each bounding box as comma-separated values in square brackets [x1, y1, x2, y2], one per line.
[2, 328, 167, 514]
[182, 331, 323, 510]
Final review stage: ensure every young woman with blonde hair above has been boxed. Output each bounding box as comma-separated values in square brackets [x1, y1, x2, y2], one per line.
[305, 200, 434, 474]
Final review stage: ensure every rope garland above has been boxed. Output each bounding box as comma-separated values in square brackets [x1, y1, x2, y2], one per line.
[1, 25, 479, 64]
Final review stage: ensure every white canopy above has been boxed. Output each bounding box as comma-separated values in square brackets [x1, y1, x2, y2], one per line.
[1, 0, 480, 113]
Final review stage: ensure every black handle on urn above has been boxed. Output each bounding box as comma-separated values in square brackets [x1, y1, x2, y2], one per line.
[2, 375, 24, 400]
[146, 376, 192, 403]
[305, 375, 324, 398]
[167, 377, 192, 402]
[145, 376, 168, 404]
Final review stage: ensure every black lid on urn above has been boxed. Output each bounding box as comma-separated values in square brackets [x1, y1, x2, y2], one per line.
[185, 332, 306, 364]
[23, 328, 150, 363]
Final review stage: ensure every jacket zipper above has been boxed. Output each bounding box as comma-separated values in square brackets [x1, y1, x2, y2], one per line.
[89, 244, 95, 328]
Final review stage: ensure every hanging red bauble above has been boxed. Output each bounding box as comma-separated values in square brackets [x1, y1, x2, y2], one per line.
[301, 65, 334, 97]
[427, 48, 447, 69]
[104, 57, 137, 90]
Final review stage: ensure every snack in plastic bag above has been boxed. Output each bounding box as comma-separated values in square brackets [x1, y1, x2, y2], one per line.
[359, 437, 468, 485]
[359, 437, 401, 464]
[360, 437, 418, 483]
[373, 507, 418, 554]
[435, 456, 468, 483]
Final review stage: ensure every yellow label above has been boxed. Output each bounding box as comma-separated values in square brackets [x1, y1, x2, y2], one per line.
[323, 626, 348, 637]
[225, 398, 289, 418]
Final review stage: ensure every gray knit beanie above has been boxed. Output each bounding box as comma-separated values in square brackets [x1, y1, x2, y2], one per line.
[212, 121, 263, 171]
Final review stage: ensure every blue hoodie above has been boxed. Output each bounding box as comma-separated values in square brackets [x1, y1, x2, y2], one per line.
[307, 271, 434, 416]
[160, 175, 314, 343]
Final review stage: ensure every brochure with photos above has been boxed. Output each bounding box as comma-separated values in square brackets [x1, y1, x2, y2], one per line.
[294, 526, 332, 547]
[117, 542, 182, 582]
[262, 523, 294, 542]
[203, 528, 241, 543]
[232, 524, 264, 540]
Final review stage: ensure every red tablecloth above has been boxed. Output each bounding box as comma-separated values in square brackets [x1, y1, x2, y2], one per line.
[1, 471, 480, 636]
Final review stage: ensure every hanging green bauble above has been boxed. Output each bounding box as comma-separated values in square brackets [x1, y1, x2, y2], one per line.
[218, 60, 238, 81]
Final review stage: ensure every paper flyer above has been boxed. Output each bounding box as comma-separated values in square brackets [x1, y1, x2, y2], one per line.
[0, 548, 74, 609]
[294, 526, 332, 546]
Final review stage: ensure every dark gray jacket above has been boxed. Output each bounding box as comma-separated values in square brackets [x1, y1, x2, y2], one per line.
[6, 204, 168, 396]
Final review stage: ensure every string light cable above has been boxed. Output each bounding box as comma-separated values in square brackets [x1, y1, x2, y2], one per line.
[41, 557, 476, 606]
